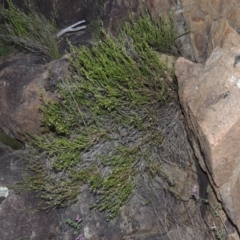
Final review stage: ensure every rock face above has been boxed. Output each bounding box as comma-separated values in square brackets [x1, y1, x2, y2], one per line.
[0, 147, 59, 239]
[54, 103, 217, 240]
[0, 53, 68, 142]
[177, 0, 240, 62]
[176, 46, 240, 232]
[174, 0, 240, 235]
[0, 104, 220, 240]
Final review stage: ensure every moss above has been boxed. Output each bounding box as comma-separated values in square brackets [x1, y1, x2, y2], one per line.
[19, 13, 181, 218]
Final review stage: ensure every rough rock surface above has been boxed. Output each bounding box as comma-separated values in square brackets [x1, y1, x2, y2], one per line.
[52, 103, 219, 240]
[0, 147, 58, 239]
[177, 0, 240, 62]
[0, 53, 68, 142]
[0, 103, 223, 240]
[59, 180, 197, 240]
[176, 45, 240, 233]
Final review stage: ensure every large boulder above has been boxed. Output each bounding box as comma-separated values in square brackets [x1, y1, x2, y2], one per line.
[0, 53, 68, 142]
[176, 44, 240, 232]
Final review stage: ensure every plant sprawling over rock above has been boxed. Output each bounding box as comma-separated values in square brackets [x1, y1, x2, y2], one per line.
[19, 13, 182, 219]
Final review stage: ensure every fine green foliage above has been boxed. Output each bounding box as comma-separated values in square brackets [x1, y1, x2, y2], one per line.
[66, 218, 82, 235]
[123, 13, 179, 54]
[0, 0, 60, 60]
[20, 13, 178, 219]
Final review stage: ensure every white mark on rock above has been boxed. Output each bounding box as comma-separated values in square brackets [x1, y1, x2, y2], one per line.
[175, 8, 184, 14]
[30, 231, 36, 238]
[0, 187, 9, 198]
[84, 226, 93, 238]
[230, 76, 236, 83]
[237, 80, 240, 88]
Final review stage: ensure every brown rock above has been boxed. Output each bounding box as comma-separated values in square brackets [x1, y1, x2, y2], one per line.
[176, 46, 240, 232]
[177, 0, 240, 62]
[0, 53, 68, 142]
[146, 0, 172, 20]
[219, 170, 240, 235]
[103, 0, 143, 31]
[228, 7, 240, 32]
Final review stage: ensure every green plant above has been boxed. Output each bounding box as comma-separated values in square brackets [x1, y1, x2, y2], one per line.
[19, 13, 180, 218]
[66, 218, 82, 235]
[123, 13, 179, 55]
[0, 0, 60, 60]
[214, 229, 225, 240]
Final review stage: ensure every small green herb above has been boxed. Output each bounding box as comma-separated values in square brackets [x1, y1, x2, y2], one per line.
[66, 218, 82, 235]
